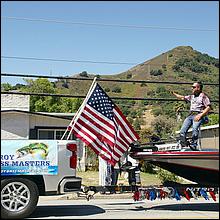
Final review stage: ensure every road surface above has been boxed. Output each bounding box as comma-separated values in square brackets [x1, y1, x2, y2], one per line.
[26, 194, 219, 219]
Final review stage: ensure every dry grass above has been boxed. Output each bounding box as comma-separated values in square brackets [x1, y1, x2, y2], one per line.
[77, 171, 99, 186]
[77, 170, 162, 186]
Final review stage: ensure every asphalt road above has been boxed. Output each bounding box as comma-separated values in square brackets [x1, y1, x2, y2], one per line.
[26, 194, 219, 219]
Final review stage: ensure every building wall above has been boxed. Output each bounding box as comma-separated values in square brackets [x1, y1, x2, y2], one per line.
[199, 127, 219, 150]
[177, 125, 219, 150]
[1, 113, 29, 139]
[1, 94, 30, 139]
[29, 114, 71, 129]
[1, 94, 29, 111]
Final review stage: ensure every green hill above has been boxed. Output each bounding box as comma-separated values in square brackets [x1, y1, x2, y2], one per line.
[2, 46, 218, 141]
[58, 46, 218, 101]
[54, 46, 219, 139]
[5, 46, 217, 141]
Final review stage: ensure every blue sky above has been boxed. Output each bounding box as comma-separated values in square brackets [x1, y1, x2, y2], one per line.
[1, 1, 219, 85]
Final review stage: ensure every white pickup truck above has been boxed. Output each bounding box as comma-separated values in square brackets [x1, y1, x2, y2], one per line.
[1, 139, 82, 219]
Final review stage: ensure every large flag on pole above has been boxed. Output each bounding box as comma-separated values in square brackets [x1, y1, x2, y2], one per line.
[67, 79, 139, 166]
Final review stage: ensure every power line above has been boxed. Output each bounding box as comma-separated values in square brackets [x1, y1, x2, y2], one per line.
[2, 16, 218, 32]
[2, 55, 219, 68]
[1, 56, 137, 65]
[115, 103, 219, 113]
[1, 91, 219, 103]
[1, 72, 219, 86]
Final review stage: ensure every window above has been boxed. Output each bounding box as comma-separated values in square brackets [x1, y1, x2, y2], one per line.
[38, 129, 75, 140]
[39, 130, 54, 139]
[55, 130, 75, 140]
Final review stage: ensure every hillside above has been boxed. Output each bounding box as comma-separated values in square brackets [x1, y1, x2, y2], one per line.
[56, 46, 219, 101]
[54, 46, 219, 138]
[3, 46, 217, 141]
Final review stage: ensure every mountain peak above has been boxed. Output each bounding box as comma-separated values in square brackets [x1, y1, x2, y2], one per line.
[117, 45, 218, 81]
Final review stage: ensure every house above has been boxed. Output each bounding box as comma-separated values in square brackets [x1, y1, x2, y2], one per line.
[1, 94, 86, 170]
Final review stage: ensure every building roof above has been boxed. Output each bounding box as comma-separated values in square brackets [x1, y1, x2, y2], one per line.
[1, 109, 75, 120]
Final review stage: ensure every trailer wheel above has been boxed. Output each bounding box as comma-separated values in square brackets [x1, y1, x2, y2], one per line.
[1, 178, 39, 219]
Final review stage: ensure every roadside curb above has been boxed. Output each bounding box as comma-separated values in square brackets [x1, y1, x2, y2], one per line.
[39, 192, 134, 201]
[62, 192, 134, 200]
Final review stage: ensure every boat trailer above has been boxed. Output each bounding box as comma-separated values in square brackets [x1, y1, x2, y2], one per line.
[77, 183, 219, 202]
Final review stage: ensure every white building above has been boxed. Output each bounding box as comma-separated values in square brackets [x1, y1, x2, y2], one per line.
[1, 94, 86, 170]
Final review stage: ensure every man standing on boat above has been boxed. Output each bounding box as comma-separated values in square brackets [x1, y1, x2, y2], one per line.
[171, 81, 211, 150]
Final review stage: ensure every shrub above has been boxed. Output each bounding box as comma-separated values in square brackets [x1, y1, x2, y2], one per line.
[151, 115, 176, 139]
[79, 71, 88, 77]
[104, 87, 110, 92]
[162, 64, 167, 70]
[133, 118, 141, 131]
[1, 83, 13, 91]
[150, 69, 163, 76]
[140, 162, 157, 174]
[172, 64, 182, 72]
[157, 168, 180, 184]
[112, 86, 122, 93]
[126, 73, 132, 79]
[152, 107, 163, 116]
[140, 82, 147, 87]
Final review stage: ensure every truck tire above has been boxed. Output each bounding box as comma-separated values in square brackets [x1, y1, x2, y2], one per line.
[1, 178, 39, 219]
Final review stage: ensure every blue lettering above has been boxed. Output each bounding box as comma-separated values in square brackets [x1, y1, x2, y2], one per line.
[12, 161, 19, 166]
[1, 155, 15, 160]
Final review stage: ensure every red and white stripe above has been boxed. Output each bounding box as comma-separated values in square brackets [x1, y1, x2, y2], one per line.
[70, 103, 139, 166]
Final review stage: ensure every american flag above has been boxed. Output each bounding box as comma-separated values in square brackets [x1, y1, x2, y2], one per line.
[69, 82, 139, 166]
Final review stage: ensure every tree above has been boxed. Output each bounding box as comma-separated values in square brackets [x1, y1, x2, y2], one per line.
[79, 71, 88, 77]
[1, 83, 13, 91]
[206, 114, 219, 126]
[120, 105, 130, 116]
[157, 168, 180, 184]
[150, 69, 163, 76]
[139, 128, 154, 143]
[172, 64, 182, 72]
[152, 107, 163, 116]
[112, 86, 122, 93]
[156, 85, 166, 94]
[151, 115, 176, 139]
[162, 64, 167, 70]
[104, 87, 110, 92]
[72, 98, 83, 112]
[21, 78, 81, 113]
[126, 73, 132, 79]
[13, 83, 26, 90]
[133, 118, 141, 131]
[23, 78, 55, 93]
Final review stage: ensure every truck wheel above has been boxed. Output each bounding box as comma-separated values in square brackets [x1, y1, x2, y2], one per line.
[1, 178, 39, 219]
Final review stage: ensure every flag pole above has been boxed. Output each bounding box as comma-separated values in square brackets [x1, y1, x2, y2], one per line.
[62, 77, 97, 140]
[61, 113, 77, 140]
